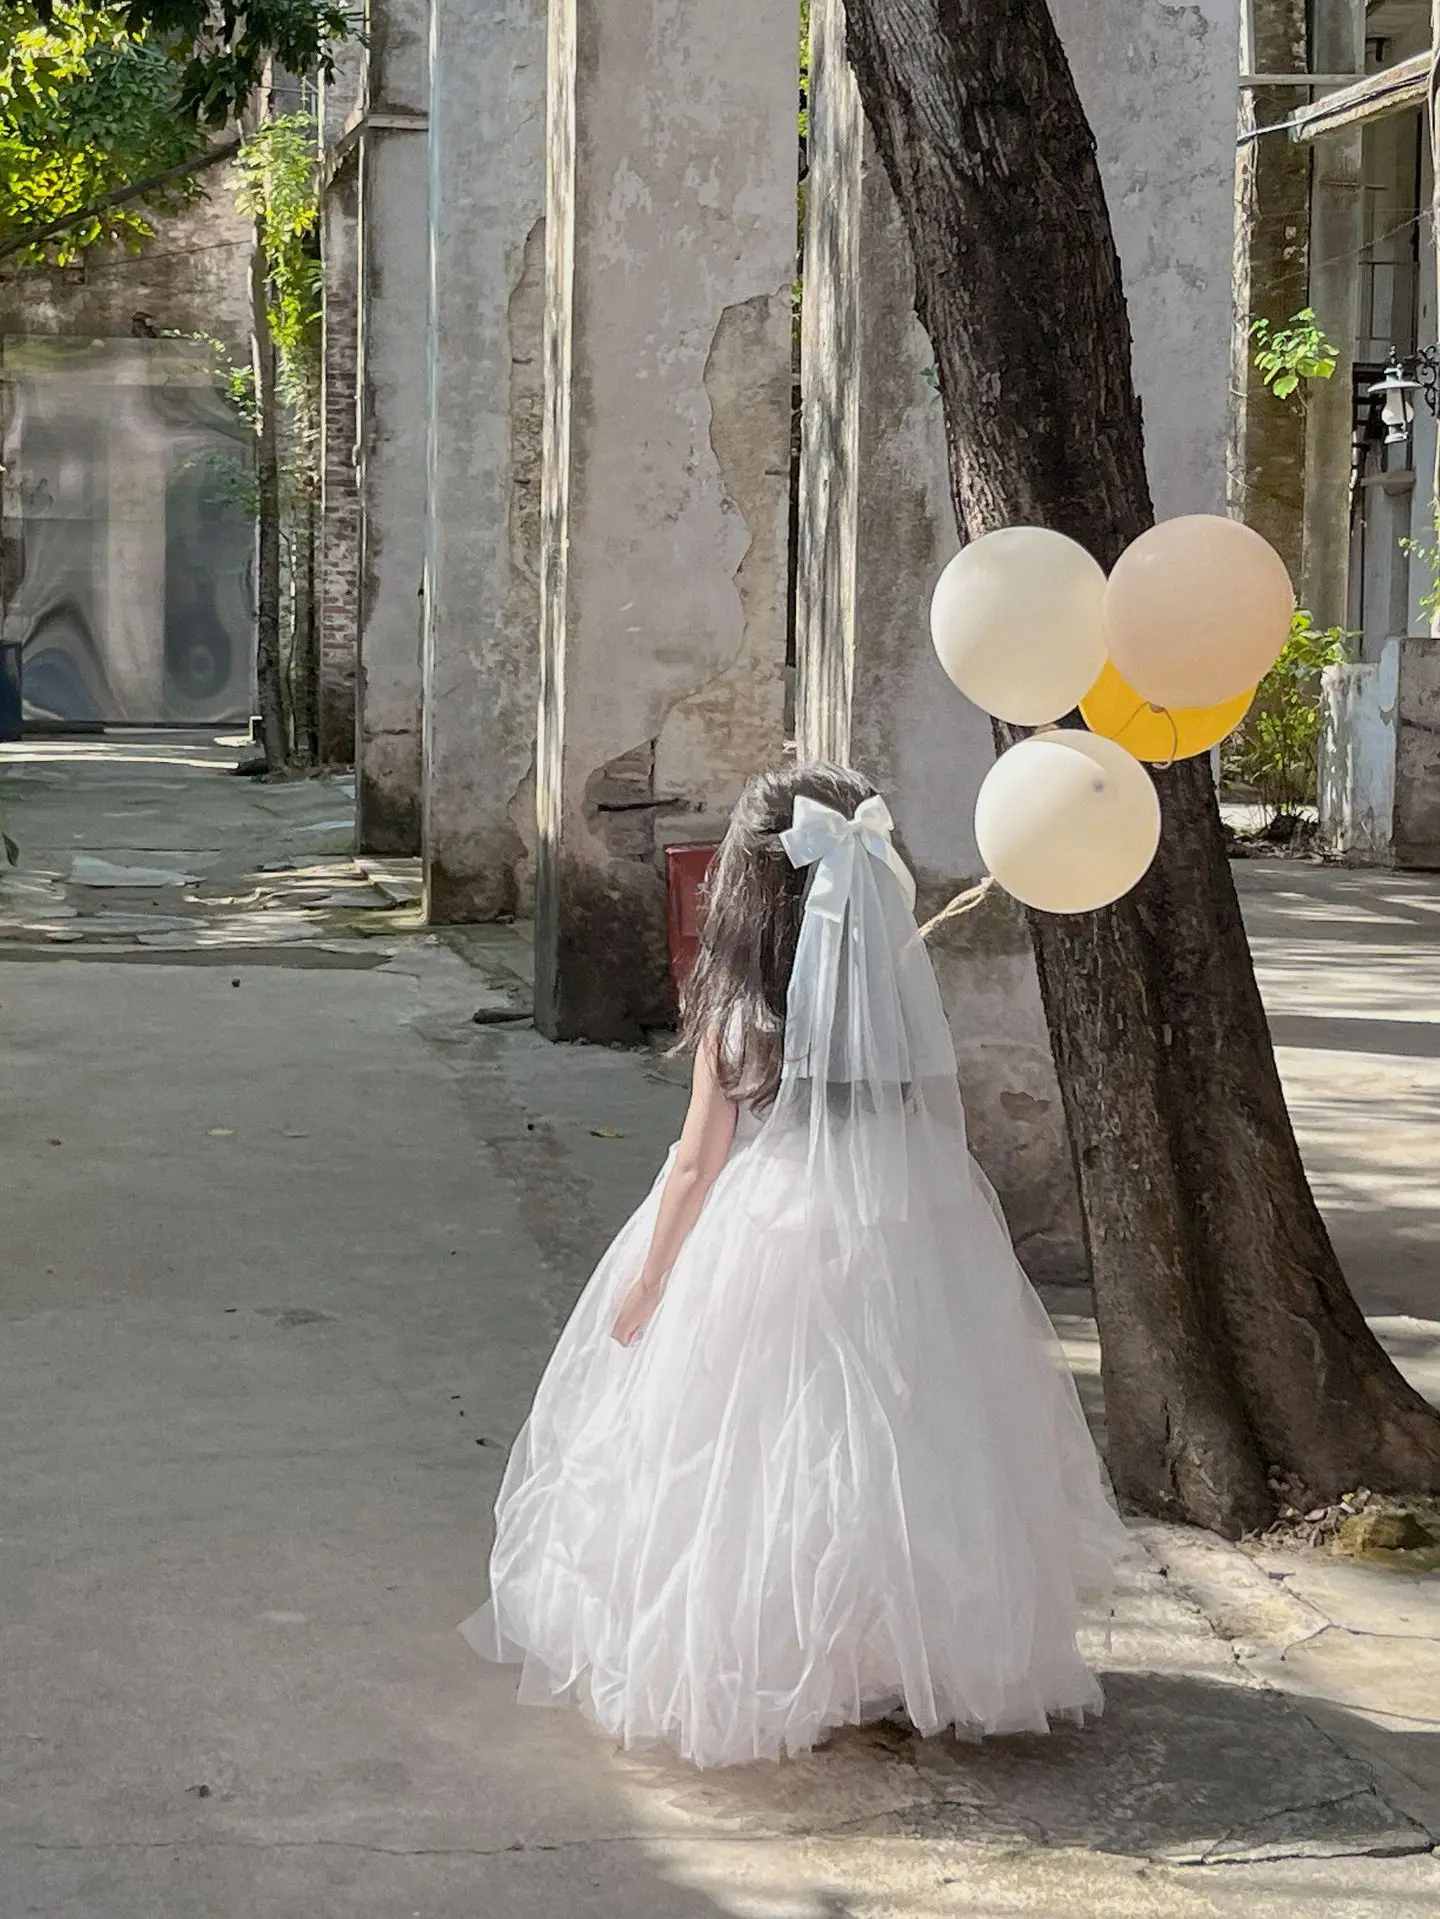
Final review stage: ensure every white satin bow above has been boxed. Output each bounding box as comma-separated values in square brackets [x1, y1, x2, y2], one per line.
[779, 794, 917, 922]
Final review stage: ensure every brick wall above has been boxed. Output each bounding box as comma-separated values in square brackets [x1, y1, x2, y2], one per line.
[317, 155, 361, 765]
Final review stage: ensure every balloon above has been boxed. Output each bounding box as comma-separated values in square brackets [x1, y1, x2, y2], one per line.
[975, 729, 1161, 915]
[1080, 659, 1254, 763]
[930, 527, 1108, 726]
[1101, 515, 1293, 710]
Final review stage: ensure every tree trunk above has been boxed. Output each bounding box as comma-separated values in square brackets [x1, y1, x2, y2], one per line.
[251, 226, 288, 773]
[845, 0, 1440, 1534]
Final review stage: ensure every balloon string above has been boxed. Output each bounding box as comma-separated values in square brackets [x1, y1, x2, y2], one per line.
[1117, 695, 1180, 769]
[918, 875, 998, 941]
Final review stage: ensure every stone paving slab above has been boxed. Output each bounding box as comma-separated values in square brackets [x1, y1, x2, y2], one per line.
[1143, 1522, 1440, 1850]
[0, 738, 422, 959]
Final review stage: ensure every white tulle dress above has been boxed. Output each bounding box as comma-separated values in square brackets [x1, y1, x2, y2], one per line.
[463, 795, 1127, 1768]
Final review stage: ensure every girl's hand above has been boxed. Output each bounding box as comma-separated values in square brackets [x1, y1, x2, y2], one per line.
[611, 1277, 663, 1347]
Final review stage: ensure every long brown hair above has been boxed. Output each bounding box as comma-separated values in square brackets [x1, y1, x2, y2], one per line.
[681, 761, 877, 1110]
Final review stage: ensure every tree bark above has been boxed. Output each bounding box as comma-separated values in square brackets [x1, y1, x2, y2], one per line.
[845, 0, 1440, 1534]
[251, 227, 288, 773]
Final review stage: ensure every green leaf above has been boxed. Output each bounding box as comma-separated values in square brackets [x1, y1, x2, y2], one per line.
[1273, 372, 1299, 399]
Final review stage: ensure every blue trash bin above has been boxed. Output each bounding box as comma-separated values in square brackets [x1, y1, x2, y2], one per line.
[0, 643, 21, 742]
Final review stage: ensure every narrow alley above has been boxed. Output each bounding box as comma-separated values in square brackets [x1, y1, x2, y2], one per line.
[2, 739, 1438, 1917]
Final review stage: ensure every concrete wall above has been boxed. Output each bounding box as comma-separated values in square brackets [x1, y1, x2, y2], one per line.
[0, 168, 252, 359]
[421, 0, 546, 922]
[1395, 638, 1440, 870]
[1320, 640, 1440, 871]
[533, 0, 794, 1041]
[354, 0, 430, 852]
[1054, 0, 1239, 521]
[1319, 645, 1400, 861]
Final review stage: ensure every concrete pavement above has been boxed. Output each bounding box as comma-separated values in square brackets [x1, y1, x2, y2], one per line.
[1, 740, 1438, 1916]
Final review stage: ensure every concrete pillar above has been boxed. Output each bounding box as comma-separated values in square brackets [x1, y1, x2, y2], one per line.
[317, 41, 364, 764]
[354, 0, 429, 852]
[796, 0, 1080, 1276]
[1302, 0, 1366, 629]
[1410, 137, 1437, 638]
[421, 0, 546, 922]
[1231, 0, 1312, 581]
[797, 0, 1241, 1277]
[1054, 0, 1240, 521]
[533, 0, 795, 1040]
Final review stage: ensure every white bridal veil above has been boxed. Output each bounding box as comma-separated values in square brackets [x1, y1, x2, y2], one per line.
[751, 791, 994, 1233]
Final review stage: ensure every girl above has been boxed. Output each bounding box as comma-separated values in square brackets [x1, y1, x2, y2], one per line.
[463, 762, 1126, 1769]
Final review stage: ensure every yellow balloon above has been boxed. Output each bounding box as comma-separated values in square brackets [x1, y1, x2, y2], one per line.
[1102, 515, 1293, 710]
[1080, 660, 1254, 763]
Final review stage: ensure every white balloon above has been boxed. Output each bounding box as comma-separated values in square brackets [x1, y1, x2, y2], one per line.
[975, 729, 1161, 915]
[930, 527, 1108, 726]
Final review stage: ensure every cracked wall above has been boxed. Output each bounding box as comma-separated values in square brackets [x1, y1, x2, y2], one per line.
[654, 291, 793, 828]
[533, 0, 794, 1042]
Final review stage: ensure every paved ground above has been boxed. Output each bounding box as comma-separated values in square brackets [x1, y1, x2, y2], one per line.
[1, 738, 1438, 1916]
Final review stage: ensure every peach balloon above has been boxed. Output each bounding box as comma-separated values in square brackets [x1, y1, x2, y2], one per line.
[1079, 659, 1254, 764]
[929, 527, 1108, 726]
[975, 730, 1161, 915]
[1101, 515, 1293, 711]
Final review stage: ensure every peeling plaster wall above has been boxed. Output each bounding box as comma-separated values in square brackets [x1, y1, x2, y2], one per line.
[534, 0, 794, 1041]
[1320, 647, 1399, 862]
[422, 1, 546, 922]
[355, 0, 429, 854]
[654, 292, 793, 823]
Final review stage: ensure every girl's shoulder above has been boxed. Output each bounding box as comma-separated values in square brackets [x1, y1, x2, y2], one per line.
[719, 1004, 746, 1073]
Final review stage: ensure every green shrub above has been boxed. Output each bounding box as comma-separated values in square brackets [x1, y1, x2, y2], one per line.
[1222, 610, 1350, 815]
[1250, 309, 1338, 401]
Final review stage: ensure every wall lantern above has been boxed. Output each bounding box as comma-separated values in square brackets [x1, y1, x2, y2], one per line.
[1367, 361, 1420, 444]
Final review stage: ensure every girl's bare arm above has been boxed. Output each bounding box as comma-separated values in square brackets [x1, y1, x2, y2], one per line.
[611, 1045, 739, 1346]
